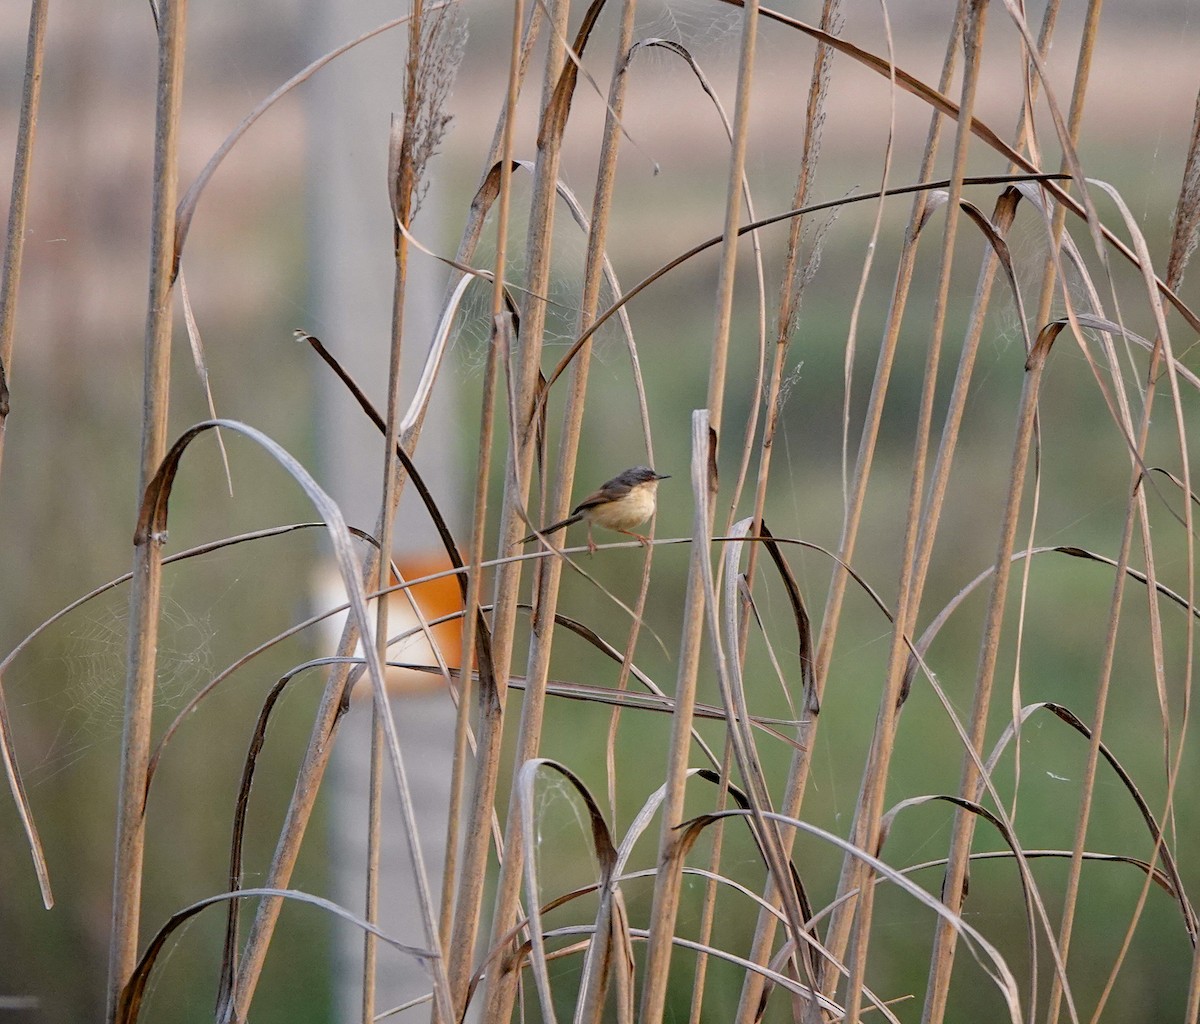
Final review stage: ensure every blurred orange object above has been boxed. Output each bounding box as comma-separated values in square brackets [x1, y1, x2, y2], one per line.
[314, 556, 464, 699]
[379, 556, 464, 696]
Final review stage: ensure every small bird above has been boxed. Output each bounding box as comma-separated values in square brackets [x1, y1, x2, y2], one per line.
[521, 466, 670, 553]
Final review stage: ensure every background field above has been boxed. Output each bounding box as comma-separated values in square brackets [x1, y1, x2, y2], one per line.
[3, 1, 1200, 1021]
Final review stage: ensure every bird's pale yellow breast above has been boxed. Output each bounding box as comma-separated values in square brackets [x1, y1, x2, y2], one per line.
[590, 480, 658, 531]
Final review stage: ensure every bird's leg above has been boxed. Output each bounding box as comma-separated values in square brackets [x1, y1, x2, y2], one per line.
[616, 527, 651, 546]
[587, 523, 598, 555]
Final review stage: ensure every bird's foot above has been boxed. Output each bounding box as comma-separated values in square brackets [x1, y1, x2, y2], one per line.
[617, 529, 651, 547]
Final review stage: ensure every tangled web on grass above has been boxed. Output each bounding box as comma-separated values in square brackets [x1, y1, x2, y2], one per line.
[634, 0, 745, 61]
[532, 773, 599, 879]
[30, 594, 216, 784]
[452, 224, 625, 377]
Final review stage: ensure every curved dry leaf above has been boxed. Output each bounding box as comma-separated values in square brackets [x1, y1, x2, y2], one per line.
[738, 0, 1200, 335]
[0, 686, 51, 907]
[879, 792, 1043, 1014]
[178, 274, 231, 493]
[215, 655, 365, 1014]
[173, 13, 432, 266]
[680, 808, 1025, 1020]
[534, 172, 1067, 421]
[116, 886, 434, 1024]
[711, 519, 813, 982]
[759, 521, 816, 710]
[515, 758, 617, 1024]
[537, 0, 608, 148]
[983, 701, 1197, 944]
[134, 418, 453, 1015]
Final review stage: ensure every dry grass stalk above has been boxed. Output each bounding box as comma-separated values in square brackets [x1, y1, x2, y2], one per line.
[0, 0, 52, 914]
[639, 0, 764, 1011]
[212, 5, 467, 1016]
[0, 0, 49, 462]
[523, 1, 651, 1018]
[477, 0, 579, 1014]
[435, 7, 549, 1005]
[733, 1, 842, 1016]
[820, 5, 991, 1008]
[106, 2, 189, 1018]
[442, 5, 541, 1020]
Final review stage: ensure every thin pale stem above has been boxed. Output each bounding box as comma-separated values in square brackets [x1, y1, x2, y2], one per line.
[0, 0, 49, 480]
[479, 0, 571, 1013]
[106, 3, 187, 1019]
[828, 6, 988, 1018]
[437, 8, 543, 1015]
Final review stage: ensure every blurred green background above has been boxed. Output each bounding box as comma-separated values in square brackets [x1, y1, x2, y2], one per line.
[2, 1, 1199, 1020]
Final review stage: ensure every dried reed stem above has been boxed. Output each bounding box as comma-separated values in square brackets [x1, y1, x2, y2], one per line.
[435, 11, 545, 1005]
[107, 1, 188, 1018]
[734, 2, 840, 1017]
[825, 6, 989, 1017]
[920, 3, 1081, 1017]
[0, 0, 53, 912]
[477, 0, 572, 1012]
[0, 0, 48, 476]
[360, 4, 425, 1009]
[640, 0, 761, 1014]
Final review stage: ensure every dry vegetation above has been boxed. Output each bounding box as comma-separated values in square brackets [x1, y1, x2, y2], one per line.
[3, 0, 1200, 1022]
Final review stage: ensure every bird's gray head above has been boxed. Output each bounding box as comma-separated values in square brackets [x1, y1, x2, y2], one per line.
[619, 466, 670, 486]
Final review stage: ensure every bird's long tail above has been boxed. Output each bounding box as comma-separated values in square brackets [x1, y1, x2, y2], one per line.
[520, 511, 584, 544]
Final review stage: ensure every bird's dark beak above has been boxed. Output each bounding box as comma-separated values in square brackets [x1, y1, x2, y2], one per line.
[656, 473, 671, 480]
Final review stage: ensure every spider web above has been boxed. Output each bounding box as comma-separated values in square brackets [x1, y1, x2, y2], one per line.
[451, 204, 626, 378]
[634, 0, 745, 61]
[28, 592, 216, 784]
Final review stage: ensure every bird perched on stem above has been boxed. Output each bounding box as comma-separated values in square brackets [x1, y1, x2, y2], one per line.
[520, 466, 670, 553]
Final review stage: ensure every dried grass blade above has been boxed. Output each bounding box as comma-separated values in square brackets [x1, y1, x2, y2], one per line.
[179, 273, 231, 493]
[135, 418, 453, 1019]
[691, 809, 1025, 1020]
[909, 541, 1200, 705]
[514, 759, 618, 1024]
[1088, 177, 1192, 718]
[714, 523, 813, 985]
[881, 793, 1040, 1006]
[173, 12, 435, 263]
[533, 172, 1065, 422]
[0, 0, 49, 471]
[1040, 175, 1189, 1024]
[839, 0, 895, 510]
[116, 887, 435, 1024]
[537, 0, 608, 146]
[0, 682, 51, 906]
[758, 523, 815, 702]
[298, 332, 470, 576]
[108, 0, 188, 1010]
[215, 669, 311, 1016]
[982, 701, 1197, 944]
[737, 0, 1200, 333]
